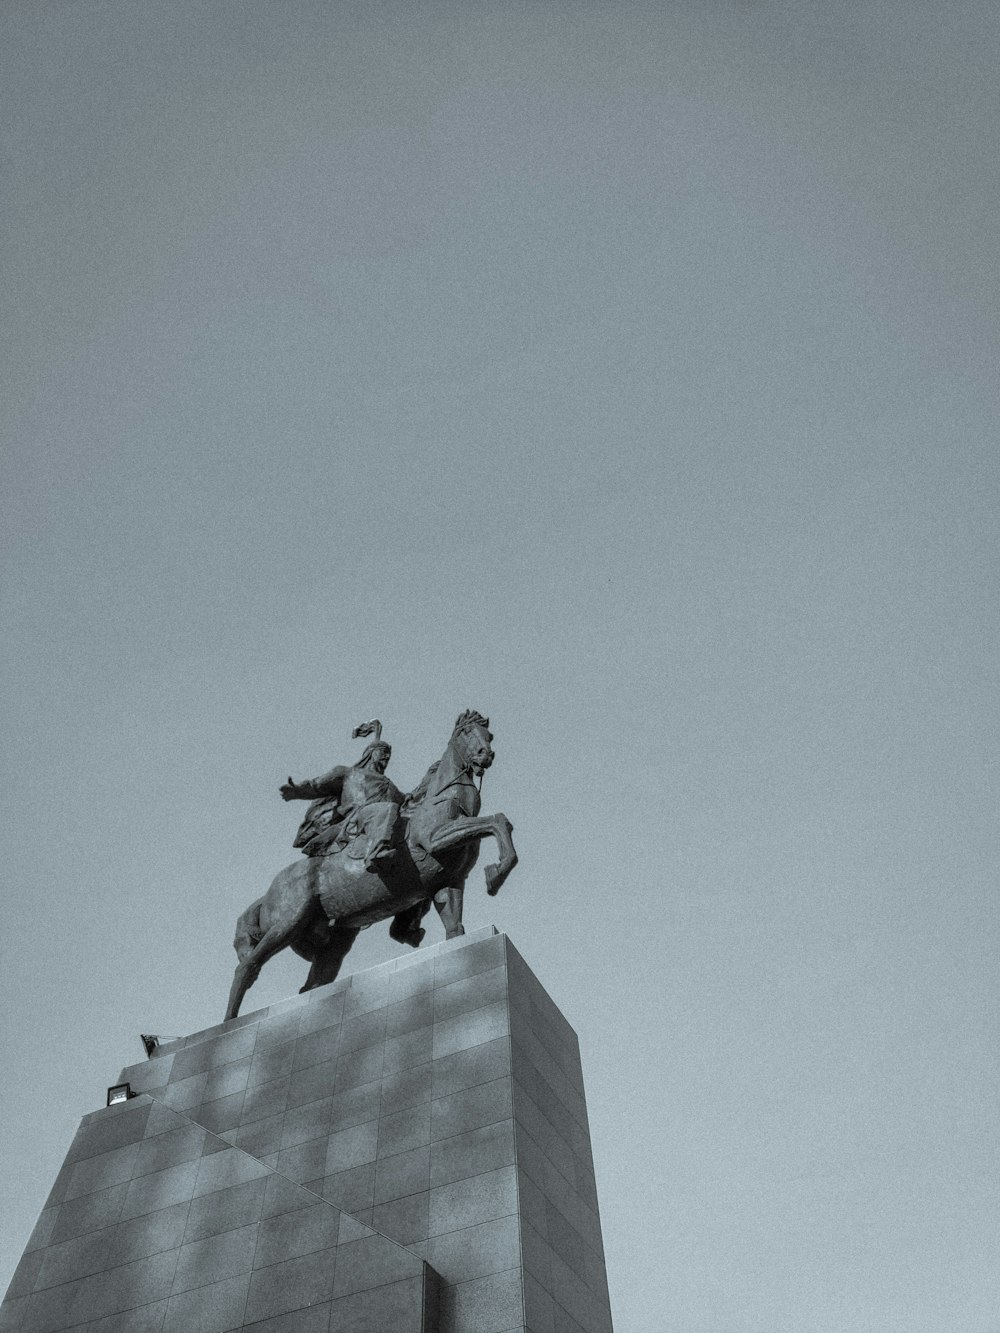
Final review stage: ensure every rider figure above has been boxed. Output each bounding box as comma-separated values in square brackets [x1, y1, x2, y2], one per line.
[281, 720, 405, 871]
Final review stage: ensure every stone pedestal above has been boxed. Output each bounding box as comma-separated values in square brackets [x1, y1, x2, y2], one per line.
[2, 928, 614, 1333]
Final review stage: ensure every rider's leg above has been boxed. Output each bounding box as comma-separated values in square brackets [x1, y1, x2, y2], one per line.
[363, 801, 402, 869]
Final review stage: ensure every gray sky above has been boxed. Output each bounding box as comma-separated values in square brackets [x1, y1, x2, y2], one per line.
[2, 2, 998, 1328]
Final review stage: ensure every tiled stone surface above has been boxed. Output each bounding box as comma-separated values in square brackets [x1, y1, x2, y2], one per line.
[505, 942, 614, 1333]
[2, 929, 613, 1333]
[0, 1096, 431, 1332]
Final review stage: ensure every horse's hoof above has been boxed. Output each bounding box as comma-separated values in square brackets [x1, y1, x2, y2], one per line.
[389, 924, 425, 949]
[445, 925, 466, 940]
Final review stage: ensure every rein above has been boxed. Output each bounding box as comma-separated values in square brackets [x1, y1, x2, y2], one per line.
[430, 771, 480, 800]
[412, 733, 481, 807]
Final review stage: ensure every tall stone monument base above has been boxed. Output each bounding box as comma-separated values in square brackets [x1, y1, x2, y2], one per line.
[2, 929, 614, 1333]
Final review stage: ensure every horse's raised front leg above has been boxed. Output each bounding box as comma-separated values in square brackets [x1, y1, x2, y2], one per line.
[482, 812, 517, 896]
[427, 813, 518, 896]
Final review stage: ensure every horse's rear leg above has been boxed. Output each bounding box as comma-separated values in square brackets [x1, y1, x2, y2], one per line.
[300, 926, 359, 993]
[233, 898, 264, 963]
[433, 886, 465, 939]
[226, 918, 303, 1021]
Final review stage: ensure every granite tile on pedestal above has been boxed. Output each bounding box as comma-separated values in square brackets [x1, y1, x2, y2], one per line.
[0, 1092, 433, 1333]
[2, 928, 614, 1333]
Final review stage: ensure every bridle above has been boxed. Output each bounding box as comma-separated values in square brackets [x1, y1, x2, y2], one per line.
[433, 727, 487, 800]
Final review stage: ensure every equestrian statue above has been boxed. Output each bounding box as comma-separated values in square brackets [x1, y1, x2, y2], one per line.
[225, 710, 517, 1019]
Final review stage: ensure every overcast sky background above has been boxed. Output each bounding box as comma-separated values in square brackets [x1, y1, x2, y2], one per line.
[2, 2, 998, 1329]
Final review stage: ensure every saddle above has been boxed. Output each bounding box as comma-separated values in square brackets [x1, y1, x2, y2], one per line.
[293, 797, 344, 858]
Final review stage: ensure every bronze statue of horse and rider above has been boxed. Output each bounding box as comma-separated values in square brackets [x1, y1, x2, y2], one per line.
[225, 710, 517, 1019]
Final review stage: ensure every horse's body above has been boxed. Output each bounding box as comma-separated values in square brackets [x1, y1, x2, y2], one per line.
[225, 712, 516, 1020]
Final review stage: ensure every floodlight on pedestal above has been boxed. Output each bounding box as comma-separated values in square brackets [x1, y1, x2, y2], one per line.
[106, 1082, 135, 1107]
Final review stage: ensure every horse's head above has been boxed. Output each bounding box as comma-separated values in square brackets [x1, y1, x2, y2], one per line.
[451, 710, 495, 778]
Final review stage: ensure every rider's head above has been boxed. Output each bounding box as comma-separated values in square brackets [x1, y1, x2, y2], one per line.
[360, 741, 391, 773]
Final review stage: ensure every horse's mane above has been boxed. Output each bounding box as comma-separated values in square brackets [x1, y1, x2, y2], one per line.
[406, 761, 439, 807]
[451, 709, 489, 738]
[406, 711, 490, 807]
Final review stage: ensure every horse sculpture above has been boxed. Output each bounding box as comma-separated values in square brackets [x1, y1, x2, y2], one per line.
[225, 711, 517, 1019]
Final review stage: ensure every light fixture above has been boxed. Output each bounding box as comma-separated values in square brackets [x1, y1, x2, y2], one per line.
[106, 1082, 136, 1107]
[140, 1034, 179, 1057]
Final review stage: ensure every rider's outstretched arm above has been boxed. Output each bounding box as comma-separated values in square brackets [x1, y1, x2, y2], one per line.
[280, 766, 348, 802]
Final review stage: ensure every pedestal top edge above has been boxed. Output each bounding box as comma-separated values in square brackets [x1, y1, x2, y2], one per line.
[152, 924, 505, 1055]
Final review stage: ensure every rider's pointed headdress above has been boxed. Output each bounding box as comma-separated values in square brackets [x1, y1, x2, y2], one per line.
[353, 719, 389, 766]
[352, 719, 382, 743]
